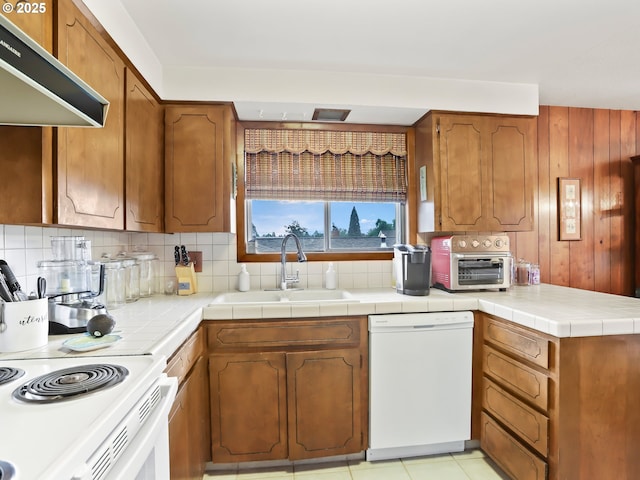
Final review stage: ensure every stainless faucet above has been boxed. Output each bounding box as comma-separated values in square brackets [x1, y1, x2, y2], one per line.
[280, 233, 307, 290]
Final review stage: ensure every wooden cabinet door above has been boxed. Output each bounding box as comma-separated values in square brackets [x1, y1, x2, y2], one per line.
[209, 352, 288, 462]
[165, 105, 234, 232]
[286, 349, 362, 460]
[187, 356, 210, 478]
[125, 69, 163, 232]
[56, 0, 125, 229]
[169, 381, 190, 480]
[486, 117, 535, 231]
[438, 115, 485, 230]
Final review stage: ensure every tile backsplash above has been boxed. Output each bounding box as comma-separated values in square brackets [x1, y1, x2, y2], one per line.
[0, 225, 394, 296]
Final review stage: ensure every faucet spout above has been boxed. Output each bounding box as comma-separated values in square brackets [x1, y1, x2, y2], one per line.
[280, 233, 307, 290]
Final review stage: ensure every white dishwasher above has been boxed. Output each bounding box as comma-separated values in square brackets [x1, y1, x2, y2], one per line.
[367, 311, 474, 461]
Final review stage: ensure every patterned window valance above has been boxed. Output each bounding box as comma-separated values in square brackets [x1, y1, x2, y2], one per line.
[244, 128, 407, 156]
[244, 128, 408, 203]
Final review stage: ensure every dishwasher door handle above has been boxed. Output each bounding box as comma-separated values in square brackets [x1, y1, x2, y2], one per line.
[413, 321, 474, 330]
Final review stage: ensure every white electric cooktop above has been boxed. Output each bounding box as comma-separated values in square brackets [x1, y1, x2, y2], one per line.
[0, 354, 164, 480]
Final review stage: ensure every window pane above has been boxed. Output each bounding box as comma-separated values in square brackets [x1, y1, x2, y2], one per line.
[329, 202, 396, 250]
[249, 200, 325, 253]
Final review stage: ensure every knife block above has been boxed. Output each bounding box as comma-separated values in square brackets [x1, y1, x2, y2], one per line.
[175, 263, 198, 295]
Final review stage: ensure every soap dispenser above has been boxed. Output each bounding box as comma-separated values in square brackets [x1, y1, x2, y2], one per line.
[325, 262, 336, 290]
[238, 264, 250, 292]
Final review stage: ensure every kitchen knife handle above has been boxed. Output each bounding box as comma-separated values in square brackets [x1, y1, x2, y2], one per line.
[174, 246, 181, 266]
[0, 260, 21, 294]
[180, 245, 190, 266]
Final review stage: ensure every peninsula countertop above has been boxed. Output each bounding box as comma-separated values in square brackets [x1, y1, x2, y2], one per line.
[1, 284, 639, 361]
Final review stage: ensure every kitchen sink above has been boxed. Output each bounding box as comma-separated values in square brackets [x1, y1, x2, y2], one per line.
[209, 289, 359, 305]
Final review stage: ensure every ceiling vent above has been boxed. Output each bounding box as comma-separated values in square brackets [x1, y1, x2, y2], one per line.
[312, 108, 351, 122]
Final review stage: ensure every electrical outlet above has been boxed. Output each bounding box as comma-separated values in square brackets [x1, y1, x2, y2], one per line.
[189, 251, 203, 272]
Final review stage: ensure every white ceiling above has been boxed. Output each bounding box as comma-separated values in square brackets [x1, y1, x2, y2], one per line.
[85, 0, 640, 125]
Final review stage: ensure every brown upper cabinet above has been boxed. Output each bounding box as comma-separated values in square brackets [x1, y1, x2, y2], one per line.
[0, 0, 165, 231]
[125, 70, 164, 232]
[415, 112, 536, 232]
[56, 0, 125, 229]
[164, 105, 236, 233]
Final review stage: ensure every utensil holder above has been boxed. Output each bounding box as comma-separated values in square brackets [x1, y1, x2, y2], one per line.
[175, 263, 198, 295]
[0, 298, 48, 352]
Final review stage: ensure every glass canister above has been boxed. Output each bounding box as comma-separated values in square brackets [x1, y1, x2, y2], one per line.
[132, 253, 156, 297]
[515, 259, 531, 286]
[121, 258, 140, 303]
[529, 263, 541, 285]
[101, 260, 125, 309]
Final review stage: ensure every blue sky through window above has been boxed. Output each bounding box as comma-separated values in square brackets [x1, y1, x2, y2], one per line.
[251, 201, 395, 237]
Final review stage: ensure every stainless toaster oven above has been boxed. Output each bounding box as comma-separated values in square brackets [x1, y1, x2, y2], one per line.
[431, 235, 511, 291]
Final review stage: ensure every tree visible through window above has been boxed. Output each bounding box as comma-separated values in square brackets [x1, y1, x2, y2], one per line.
[242, 127, 407, 258]
[247, 200, 399, 253]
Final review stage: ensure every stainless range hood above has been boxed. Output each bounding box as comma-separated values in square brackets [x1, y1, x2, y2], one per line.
[0, 14, 108, 127]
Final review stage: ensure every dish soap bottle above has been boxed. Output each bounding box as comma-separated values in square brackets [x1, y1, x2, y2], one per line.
[238, 264, 250, 292]
[325, 262, 336, 290]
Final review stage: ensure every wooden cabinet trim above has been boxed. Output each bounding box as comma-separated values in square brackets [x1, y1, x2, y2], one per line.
[483, 344, 549, 411]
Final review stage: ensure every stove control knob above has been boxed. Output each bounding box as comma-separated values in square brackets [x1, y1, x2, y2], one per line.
[495, 238, 504, 248]
[483, 239, 493, 249]
[471, 239, 480, 248]
[458, 240, 467, 249]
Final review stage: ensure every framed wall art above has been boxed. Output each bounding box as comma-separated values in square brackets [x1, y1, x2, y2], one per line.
[558, 177, 581, 240]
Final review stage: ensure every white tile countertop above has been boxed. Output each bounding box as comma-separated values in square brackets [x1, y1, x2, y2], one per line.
[203, 283, 640, 337]
[2, 284, 640, 361]
[0, 294, 214, 361]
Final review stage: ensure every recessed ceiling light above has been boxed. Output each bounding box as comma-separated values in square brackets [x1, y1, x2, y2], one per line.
[312, 108, 351, 122]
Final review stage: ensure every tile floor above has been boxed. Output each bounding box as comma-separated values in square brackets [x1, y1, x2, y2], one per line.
[203, 450, 510, 480]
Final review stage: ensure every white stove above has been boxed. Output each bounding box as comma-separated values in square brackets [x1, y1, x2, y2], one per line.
[0, 355, 176, 480]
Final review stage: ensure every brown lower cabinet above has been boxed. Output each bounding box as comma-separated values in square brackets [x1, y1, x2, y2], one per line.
[167, 328, 210, 480]
[207, 317, 368, 463]
[476, 313, 640, 480]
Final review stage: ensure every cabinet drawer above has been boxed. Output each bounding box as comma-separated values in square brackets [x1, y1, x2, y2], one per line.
[481, 412, 547, 480]
[166, 328, 204, 383]
[484, 317, 549, 369]
[207, 318, 361, 351]
[483, 345, 548, 411]
[482, 377, 549, 456]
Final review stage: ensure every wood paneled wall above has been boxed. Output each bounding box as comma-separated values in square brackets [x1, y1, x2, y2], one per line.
[509, 106, 636, 296]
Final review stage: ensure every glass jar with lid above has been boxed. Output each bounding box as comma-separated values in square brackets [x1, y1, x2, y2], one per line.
[515, 259, 531, 286]
[120, 258, 140, 302]
[101, 259, 125, 309]
[132, 252, 157, 297]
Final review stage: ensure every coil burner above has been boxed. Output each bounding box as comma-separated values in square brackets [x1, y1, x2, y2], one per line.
[0, 460, 16, 480]
[0, 367, 25, 386]
[12, 364, 128, 404]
